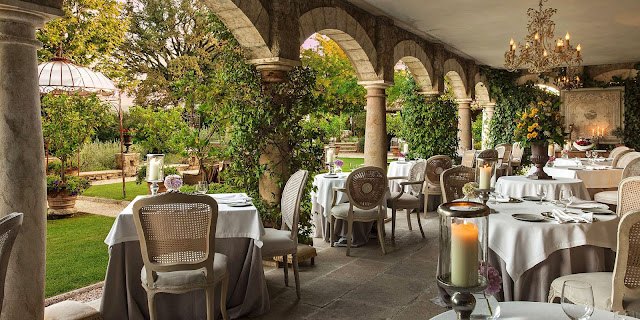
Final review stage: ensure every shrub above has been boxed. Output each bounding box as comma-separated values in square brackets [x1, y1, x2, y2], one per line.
[47, 175, 90, 196]
[136, 166, 180, 184]
[358, 136, 365, 152]
[179, 183, 243, 194]
[47, 162, 62, 175]
[79, 141, 120, 171]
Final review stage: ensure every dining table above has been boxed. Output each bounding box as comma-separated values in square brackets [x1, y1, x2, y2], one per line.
[100, 193, 269, 320]
[387, 160, 415, 192]
[496, 175, 591, 200]
[430, 301, 637, 319]
[529, 162, 623, 190]
[311, 172, 376, 247]
[485, 198, 619, 302]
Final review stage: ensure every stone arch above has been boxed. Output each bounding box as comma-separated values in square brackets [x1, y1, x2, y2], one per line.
[443, 58, 468, 100]
[393, 40, 433, 93]
[201, 0, 271, 60]
[298, 7, 378, 81]
[592, 68, 638, 82]
[474, 82, 490, 104]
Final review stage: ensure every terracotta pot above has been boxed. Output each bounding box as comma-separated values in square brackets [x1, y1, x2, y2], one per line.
[147, 181, 167, 194]
[528, 142, 552, 180]
[47, 190, 78, 211]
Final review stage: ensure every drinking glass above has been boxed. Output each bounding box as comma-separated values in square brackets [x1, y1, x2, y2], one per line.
[196, 181, 208, 194]
[560, 189, 573, 208]
[536, 184, 547, 205]
[492, 184, 503, 204]
[561, 280, 594, 320]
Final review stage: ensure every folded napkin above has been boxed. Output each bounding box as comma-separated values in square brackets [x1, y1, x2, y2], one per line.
[212, 194, 252, 204]
[566, 196, 609, 210]
[551, 209, 593, 224]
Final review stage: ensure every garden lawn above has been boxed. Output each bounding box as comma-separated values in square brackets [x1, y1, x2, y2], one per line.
[46, 214, 115, 298]
[83, 181, 148, 201]
[334, 157, 364, 171]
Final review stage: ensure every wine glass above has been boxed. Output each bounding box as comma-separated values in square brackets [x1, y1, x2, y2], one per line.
[492, 184, 503, 204]
[560, 189, 573, 208]
[561, 280, 594, 320]
[536, 184, 547, 205]
[585, 150, 591, 162]
[196, 181, 208, 194]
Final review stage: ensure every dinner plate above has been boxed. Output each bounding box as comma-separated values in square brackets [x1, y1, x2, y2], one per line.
[582, 208, 614, 215]
[227, 202, 252, 207]
[512, 214, 546, 222]
[324, 175, 339, 179]
[522, 196, 542, 201]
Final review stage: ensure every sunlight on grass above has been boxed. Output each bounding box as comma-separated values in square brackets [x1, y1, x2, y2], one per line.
[83, 181, 148, 201]
[46, 214, 115, 298]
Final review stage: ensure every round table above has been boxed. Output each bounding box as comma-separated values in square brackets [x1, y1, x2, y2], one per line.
[387, 160, 415, 192]
[496, 176, 591, 200]
[430, 301, 634, 319]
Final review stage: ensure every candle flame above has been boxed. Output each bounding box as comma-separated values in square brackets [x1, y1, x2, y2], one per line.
[534, 33, 539, 40]
[565, 32, 570, 40]
[510, 38, 514, 45]
[576, 44, 581, 51]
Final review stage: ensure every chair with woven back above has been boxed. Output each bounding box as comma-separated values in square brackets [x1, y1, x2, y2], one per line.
[132, 193, 229, 320]
[460, 150, 476, 168]
[595, 155, 640, 206]
[440, 166, 476, 203]
[613, 150, 637, 169]
[0, 213, 22, 316]
[387, 159, 427, 240]
[611, 146, 633, 161]
[330, 166, 388, 256]
[423, 155, 453, 213]
[548, 208, 640, 315]
[510, 142, 525, 170]
[495, 144, 512, 177]
[261, 170, 308, 298]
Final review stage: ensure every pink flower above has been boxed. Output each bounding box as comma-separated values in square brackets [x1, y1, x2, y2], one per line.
[334, 159, 344, 168]
[480, 264, 502, 294]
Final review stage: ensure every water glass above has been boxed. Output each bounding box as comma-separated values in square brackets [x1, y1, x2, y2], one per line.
[560, 189, 573, 208]
[561, 280, 594, 320]
[196, 181, 209, 194]
[585, 150, 592, 159]
[536, 184, 547, 205]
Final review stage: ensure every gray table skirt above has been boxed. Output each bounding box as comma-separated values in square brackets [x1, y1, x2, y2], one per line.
[489, 245, 616, 302]
[313, 209, 374, 246]
[100, 238, 270, 320]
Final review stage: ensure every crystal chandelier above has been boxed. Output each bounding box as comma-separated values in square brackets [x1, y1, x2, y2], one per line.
[554, 67, 582, 91]
[504, 0, 582, 74]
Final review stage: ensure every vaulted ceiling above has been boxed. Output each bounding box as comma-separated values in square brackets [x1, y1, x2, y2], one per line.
[348, 0, 640, 68]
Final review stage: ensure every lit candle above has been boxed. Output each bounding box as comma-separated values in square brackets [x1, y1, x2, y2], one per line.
[592, 128, 595, 137]
[576, 44, 581, 57]
[326, 148, 334, 164]
[451, 221, 479, 287]
[548, 144, 555, 157]
[534, 32, 539, 46]
[526, 41, 530, 49]
[602, 128, 605, 137]
[479, 164, 492, 190]
[148, 158, 160, 181]
[565, 32, 570, 47]
[556, 39, 562, 52]
[403, 143, 409, 154]
[543, 50, 548, 57]
[597, 126, 600, 137]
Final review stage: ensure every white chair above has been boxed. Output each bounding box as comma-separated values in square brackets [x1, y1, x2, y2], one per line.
[461, 150, 476, 168]
[423, 155, 453, 214]
[387, 160, 427, 240]
[0, 213, 22, 316]
[594, 155, 640, 206]
[261, 170, 308, 298]
[548, 208, 640, 315]
[495, 144, 512, 177]
[511, 142, 524, 169]
[132, 193, 229, 320]
[440, 166, 476, 203]
[610, 146, 633, 162]
[612, 149, 634, 168]
[330, 166, 388, 256]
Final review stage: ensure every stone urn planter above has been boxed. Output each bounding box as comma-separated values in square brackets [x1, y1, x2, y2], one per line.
[47, 190, 78, 217]
[527, 142, 552, 180]
[147, 181, 167, 194]
[122, 134, 133, 153]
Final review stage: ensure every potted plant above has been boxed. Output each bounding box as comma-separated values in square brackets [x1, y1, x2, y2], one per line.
[41, 93, 109, 215]
[121, 128, 137, 153]
[573, 137, 594, 151]
[513, 100, 565, 180]
[136, 165, 180, 194]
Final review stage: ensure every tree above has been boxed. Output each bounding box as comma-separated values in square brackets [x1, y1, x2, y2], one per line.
[37, 0, 128, 80]
[129, 106, 187, 154]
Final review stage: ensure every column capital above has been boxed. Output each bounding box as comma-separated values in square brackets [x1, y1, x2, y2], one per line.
[418, 90, 441, 96]
[455, 98, 473, 104]
[0, 1, 63, 24]
[481, 102, 497, 108]
[358, 80, 394, 90]
[249, 57, 301, 72]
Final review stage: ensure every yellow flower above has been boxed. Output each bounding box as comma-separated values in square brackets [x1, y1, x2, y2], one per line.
[531, 108, 539, 115]
[528, 125, 534, 132]
[526, 133, 532, 139]
[533, 123, 539, 128]
[517, 122, 525, 128]
[521, 113, 528, 120]
[530, 132, 538, 138]
[538, 101, 544, 105]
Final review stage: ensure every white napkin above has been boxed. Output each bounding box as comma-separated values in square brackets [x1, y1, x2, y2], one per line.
[212, 194, 252, 204]
[551, 209, 593, 224]
[566, 196, 610, 210]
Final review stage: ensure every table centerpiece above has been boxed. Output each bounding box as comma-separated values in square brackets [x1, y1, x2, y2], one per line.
[513, 100, 565, 180]
[573, 137, 595, 151]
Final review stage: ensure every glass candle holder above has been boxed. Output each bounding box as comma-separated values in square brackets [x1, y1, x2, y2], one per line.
[146, 154, 165, 182]
[475, 149, 498, 190]
[437, 201, 490, 319]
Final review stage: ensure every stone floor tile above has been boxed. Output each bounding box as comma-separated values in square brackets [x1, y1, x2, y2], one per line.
[305, 298, 399, 320]
[278, 276, 360, 308]
[343, 273, 427, 309]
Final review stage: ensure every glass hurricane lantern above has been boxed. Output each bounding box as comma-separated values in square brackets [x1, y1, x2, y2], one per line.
[437, 202, 490, 320]
[475, 150, 498, 205]
[146, 154, 165, 195]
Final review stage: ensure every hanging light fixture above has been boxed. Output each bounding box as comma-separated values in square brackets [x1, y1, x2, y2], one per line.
[554, 67, 582, 91]
[504, 0, 582, 74]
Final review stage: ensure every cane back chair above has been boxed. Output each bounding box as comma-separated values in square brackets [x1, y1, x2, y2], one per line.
[387, 160, 427, 240]
[440, 166, 476, 203]
[595, 155, 640, 206]
[423, 155, 453, 214]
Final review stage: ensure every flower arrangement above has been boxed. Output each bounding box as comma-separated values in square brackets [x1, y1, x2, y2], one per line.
[462, 182, 479, 199]
[164, 174, 183, 191]
[574, 137, 592, 146]
[334, 159, 344, 168]
[120, 128, 138, 135]
[46, 175, 90, 197]
[513, 100, 565, 148]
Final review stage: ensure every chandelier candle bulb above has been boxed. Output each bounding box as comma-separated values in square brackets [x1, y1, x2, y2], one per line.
[543, 50, 548, 57]
[577, 44, 581, 56]
[565, 32, 570, 46]
[450, 221, 479, 287]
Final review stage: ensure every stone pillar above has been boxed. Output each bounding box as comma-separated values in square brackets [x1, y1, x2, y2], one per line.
[0, 3, 61, 319]
[360, 81, 393, 169]
[456, 98, 473, 153]
[481, 102, 496, 150]
[115, 153, 140, 176]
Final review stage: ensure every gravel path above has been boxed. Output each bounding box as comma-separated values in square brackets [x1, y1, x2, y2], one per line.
[75, 197, 129, 217]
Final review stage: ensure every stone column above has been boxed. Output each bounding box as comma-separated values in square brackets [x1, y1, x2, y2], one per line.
[360, 81, 393, 169]
[456, 98, 473, 153]
[0, 3, 61, 319]
[481, 102, 496, 150]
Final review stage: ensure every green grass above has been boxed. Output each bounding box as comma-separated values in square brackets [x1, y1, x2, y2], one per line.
[83, 181, 148, 201]
[46, 214, 115, 298]
[334, 157, 364, 171]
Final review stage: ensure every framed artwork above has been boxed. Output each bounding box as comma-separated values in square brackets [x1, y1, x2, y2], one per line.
[560, 87, 624, 144]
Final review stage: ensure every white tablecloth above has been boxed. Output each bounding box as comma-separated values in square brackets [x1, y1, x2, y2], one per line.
[487, 200, 618, 283]
[554, 157, 613, 167]
[430, 301, 636, 319]
[496, 176, 591, 200]
[528, 166, 623, 189]
[387, 160, 414, 192]
[104, 193, 265, 247]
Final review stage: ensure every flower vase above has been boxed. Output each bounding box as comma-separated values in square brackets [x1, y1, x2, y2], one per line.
[528, 142, 552, 180]
[471, 293, 501, 320]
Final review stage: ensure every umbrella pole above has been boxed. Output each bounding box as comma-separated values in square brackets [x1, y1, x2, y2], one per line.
[118, 93, 126, 200]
